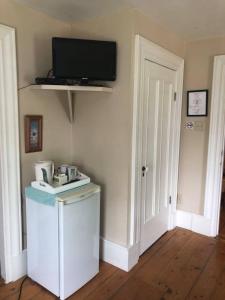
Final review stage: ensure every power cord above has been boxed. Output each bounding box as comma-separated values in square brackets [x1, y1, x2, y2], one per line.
[17, 276, 59, 299]
[17, 276, 28, 300]
[46, 69, 53, 78]
[18, 84, 32, 91]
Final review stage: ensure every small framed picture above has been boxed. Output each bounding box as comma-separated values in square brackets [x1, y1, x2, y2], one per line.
[25, 115, 43, 153]
[187, 90, 208, 117]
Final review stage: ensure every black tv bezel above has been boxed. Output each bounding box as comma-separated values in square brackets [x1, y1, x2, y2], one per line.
[52, 37, 117, 81]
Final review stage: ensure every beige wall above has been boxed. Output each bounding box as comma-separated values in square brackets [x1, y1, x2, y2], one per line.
[2, 0, 216, 247]
[70, 9, 185, 246]
[0, 0, 73, 241]
[0, 0, 73, 187]
[178, 37, 225, 214]
[132, 9, 186, 57]
[71, 9, 134, 246]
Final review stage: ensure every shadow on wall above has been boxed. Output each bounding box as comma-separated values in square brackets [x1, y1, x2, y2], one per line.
[71, 161, 106, 238]
[34, 35, 54, 80]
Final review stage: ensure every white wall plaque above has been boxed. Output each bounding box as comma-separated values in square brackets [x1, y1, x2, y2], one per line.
[187, 90, 208, 116]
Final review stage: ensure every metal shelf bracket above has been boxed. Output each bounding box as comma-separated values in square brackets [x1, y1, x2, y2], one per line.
[67, 91, 75, 123]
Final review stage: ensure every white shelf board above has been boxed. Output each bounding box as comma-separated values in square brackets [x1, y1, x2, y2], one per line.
[31, 84, 112, 92]
[31, 84, 112, 123]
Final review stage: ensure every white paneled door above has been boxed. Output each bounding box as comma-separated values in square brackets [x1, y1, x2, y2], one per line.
[140, 59, 176, 255]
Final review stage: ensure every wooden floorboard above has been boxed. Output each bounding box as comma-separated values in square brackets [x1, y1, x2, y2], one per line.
[155, 234, 215, 299]
[1, 228, 225, 300]
[187, 239, 225, 300]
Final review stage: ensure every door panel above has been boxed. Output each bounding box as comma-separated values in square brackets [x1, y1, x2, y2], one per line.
[160, 82, 173, 209]
[140, 60, 176, 255]
[143, 78, 160, 222]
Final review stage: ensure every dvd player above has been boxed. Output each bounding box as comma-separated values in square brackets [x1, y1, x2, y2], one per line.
[35, 77, 107, 87]
[35, 78, 77, 85]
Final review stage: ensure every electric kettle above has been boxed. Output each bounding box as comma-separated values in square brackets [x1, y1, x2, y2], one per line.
[35, 161, 54, 184]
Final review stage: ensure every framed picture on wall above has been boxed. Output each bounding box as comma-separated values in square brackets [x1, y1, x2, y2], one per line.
[187, 90, 208, 116]
[24, 115, 43, 153]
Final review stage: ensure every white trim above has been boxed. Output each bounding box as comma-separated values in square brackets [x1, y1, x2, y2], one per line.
[100, 238, 138, 272]
[0, 24, 24, 282]
[204, 55, 225, 237]
[176, 210, 212, 236]
[130, 35, 184, 251]
[11, 250, 27, 281]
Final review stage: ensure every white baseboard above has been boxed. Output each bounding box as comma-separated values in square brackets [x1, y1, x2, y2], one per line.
[3, 249, 27, 283]
[100, 238, 139, 272]
[10, 250, 27, 283]
[176, 210, 213, 237]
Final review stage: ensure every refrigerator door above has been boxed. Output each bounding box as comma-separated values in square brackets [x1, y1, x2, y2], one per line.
[26, 198, 59, 296]
[58, 189, 100, 300]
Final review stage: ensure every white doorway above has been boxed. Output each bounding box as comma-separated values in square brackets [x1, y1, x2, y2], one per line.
[0, 24, 25, 283]
[204, 55, 225, 237]
[130, 35, 184, 256]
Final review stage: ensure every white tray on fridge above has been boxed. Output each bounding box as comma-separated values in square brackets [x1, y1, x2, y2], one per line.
[31, 173, 90, 194]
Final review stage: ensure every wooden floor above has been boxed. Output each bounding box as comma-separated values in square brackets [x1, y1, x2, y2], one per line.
[1, 228, 225, 300]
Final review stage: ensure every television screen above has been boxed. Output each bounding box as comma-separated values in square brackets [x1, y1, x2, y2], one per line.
[52, 37, 117, 81]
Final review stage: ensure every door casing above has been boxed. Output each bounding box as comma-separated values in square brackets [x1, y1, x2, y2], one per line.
[130, 35, 184, 250]
[204, 55, 225, 236]
[0, 24, 25, 282]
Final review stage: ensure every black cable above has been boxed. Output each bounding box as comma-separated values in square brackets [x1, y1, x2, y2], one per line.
[18, 84, 32, 91]
[46, 69, 53, 78]
[17, 276, 28, 300]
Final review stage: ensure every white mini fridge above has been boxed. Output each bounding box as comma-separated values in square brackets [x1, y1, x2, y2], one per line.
[26, 183, 100, 300]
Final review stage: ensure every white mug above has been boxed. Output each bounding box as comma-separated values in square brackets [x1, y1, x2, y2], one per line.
[59, 164, 69, 174]
[67, 166, 78, 181]
[35, 161, 54, 184]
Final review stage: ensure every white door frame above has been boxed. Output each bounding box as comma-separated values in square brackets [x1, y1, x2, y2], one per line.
[0, 24, 25, 282]
[204, 55, 225, 237]
[130, 35, 184, 249]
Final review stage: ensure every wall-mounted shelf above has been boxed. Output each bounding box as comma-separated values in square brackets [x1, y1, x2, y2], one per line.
[31, 84, 112, 123]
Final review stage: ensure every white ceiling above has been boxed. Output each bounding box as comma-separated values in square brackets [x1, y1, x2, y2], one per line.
[15, 0, 129, 23]
[15, 0, 225, 41]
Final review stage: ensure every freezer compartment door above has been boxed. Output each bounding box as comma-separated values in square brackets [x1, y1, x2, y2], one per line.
[59, 192, 100, 299]
[26, 198, 59, 296]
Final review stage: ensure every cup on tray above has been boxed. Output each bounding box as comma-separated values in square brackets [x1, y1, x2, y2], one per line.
[58, 164, 78, 182]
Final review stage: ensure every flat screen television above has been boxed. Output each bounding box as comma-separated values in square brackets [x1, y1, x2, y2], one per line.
[52, 37, 117, 82]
